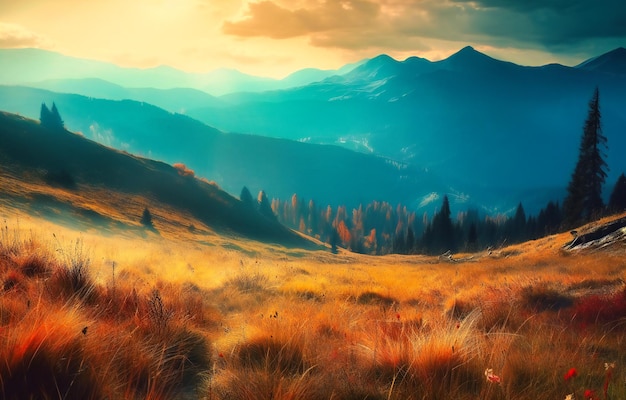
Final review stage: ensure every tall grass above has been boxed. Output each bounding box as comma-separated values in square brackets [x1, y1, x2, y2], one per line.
[0, 222, 214, 399]
[1, 213, 626, 399]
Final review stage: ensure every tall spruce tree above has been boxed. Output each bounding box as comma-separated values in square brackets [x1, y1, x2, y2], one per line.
[563, 87, 608, 227]
[422, 195, 455, 254]
[608, 173, 626, 212]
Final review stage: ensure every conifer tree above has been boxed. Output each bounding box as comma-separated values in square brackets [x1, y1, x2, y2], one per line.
[39, 103, 51, 126]
[406, 226, 415, 253]
[509, 203, 527, 242]
[257, 190, 275, 219]
[39, 102, 64, 130]
[240, 186, 254, 207]
[608, 173, 626, 212]
[467, 222, 478, 251]
[50, 102, 64, 129]
[141, 207, 154, 229]
[563, 88, 608, 227]
[422, 195, 455, 254]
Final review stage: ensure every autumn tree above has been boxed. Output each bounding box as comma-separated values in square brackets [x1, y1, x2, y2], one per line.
[563, 88, 608, 227]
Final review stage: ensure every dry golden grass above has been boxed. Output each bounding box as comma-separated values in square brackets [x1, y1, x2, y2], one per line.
[1, 204, 626, 399]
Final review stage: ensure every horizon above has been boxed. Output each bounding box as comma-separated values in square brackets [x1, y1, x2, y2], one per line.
[1, 44, 622, 80]
[1, 1, 625, 79]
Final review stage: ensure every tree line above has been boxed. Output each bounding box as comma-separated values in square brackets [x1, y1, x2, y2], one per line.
[240, 87, 626, 255]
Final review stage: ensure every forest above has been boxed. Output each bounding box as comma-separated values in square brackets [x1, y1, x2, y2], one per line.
[245, 88, 626, 255]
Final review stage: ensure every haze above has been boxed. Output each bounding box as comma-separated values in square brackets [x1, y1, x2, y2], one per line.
[2, 0, 626, 78]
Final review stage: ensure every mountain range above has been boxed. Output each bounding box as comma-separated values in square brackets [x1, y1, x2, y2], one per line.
[187, 46, 626, 197]
[0, 85, 445, 215]
[0, 48, 361, 96]
[1, 46, 626, 216]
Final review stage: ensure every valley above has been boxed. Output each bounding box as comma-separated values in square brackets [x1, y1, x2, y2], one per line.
[1, 44, 626, 400]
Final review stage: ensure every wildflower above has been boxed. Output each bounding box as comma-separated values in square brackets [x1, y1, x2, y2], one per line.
[564, 367, 578, 381]
[484, 368, 501, 384]
[583, 389, 595, 399]
[395, 313, 401, 320]
[604, 362, 615, 398]
[218, 352, 224, 358]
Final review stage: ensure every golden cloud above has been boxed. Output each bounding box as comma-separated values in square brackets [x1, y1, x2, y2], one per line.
[223, 0, 381, 39]
[0, 22, 51, 48]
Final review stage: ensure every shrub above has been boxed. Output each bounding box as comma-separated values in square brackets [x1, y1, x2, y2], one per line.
[236, 336, 309, 375]
[519, 283, 573, 312]
[17, 252, 52, 277]
[44, 169, 76, 189]
[173, 163, 195, 178]
[572, 287, 626, 326]
[356, 291, 398, 307]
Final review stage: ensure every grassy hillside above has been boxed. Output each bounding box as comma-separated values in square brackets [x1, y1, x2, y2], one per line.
[1, 201, 625, 399]
[1, 109, 626, 400]
[0, 111, 311, 247]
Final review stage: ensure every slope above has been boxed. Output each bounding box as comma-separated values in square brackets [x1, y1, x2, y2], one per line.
[0, 86, 446, 212]
[0, 111, 312, 247]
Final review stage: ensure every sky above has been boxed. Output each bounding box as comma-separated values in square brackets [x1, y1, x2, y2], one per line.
[1, 0, 625, 78]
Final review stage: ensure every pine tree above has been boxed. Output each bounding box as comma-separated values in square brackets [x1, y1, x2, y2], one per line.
[467, 222, 478, 251]
[563, 88, 608, 227]
[406, 226, 415, 253]
[50, 102, 64, 129]
[39, 103, 51, 126]
[257, 190, 275, 220]
[422, 195, 455, 254]
[39, 102, 64, 130]
[240, 186, 254, 207]
[510, 203, 527, 243]
[141, 207, 154, 229]
[608, 173, 626, 212]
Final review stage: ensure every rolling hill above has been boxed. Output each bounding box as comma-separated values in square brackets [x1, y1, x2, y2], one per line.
[4, 46, 626, 215]
[0, 110, 313, 247]
[0, 89, 448, 214]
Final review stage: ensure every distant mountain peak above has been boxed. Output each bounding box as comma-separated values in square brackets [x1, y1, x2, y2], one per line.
[576, 47, 626, 76]
[446, 46, 491, 62]
[458, 45, 477, 53]
[438, 45, 514, 72]
[342, 54, 402, 81]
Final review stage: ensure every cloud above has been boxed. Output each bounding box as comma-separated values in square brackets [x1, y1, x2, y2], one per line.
[448, 0, 626, 47]
[0, 22, 50, 48]
[222, 0, 626, 55]
[223, 0, 381, 40]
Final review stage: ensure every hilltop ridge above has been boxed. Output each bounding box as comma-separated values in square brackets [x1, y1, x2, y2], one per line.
[0, 111, 313, 247]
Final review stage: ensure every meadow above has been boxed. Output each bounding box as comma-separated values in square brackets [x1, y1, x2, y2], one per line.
[1, 208, 625, 400]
